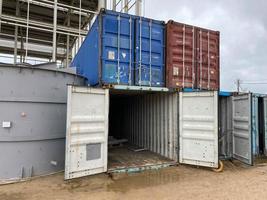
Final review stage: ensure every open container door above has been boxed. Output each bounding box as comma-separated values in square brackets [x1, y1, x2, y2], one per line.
[264, 97, 267, 156]
[179, 91, 219, 168]
[65, 86, 109, 180]
[232, 93, 253, 165]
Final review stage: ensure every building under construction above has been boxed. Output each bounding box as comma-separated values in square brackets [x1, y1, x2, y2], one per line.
[0, 0, 143, 66]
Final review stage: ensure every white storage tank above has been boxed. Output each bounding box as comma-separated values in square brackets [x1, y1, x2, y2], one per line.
[0, 63, 85, 183]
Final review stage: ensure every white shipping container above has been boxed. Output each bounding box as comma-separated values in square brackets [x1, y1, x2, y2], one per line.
[232, 93, 252, 165]
[65, 86, 109, 180]
[179, 91, 219, 168]
[65, 86, 179, 179]
[219, 95, 233, 159]
[232, 93, 267, 165]
[65, 86, 222, 180]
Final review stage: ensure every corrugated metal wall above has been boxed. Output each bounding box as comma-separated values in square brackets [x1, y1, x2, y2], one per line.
[219, 96, 233, 159]
[111, 92, 178, 162]
[196, 28, 220, 90]
[264, 97, 267, 155]
[165, 21, 220, 90]
[252, 95, 259, 156]
[166, 21, 196, 89]
[135, 17, 165, 87]
[128, 93, 178, 161]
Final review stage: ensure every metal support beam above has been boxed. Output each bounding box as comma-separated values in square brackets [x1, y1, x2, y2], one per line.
[19, 26, 23, 63]
[14, 0, 20, 64]
[123, 0, 129, 13]
[112, 0, 116, 11]
[98, 0, 106, 11]
[66, 14, 70, 67]
[52, 0, 57, 61]
[0, 0, 2, 31]
[0, 15, 88, 36]
[78, 0, 81, 48]
[0, 32, 65, 46]
[18, 0, 97, 16]
[135, 0, 142, 16]
[25, 0, 30, 62]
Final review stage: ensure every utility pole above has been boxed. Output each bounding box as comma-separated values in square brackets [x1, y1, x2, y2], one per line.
[236, 79, 240, 93]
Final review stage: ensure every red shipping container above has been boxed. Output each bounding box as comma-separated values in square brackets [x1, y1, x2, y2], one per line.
[166, 21, 196, 89]
[196, 28, 220, 90]
[166, 21, 220, 90]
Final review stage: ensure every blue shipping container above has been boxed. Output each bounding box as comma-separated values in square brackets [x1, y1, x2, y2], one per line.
[252, 94, 259, 156]
[71, 9, 165, 87]
[71, 9, 135, 86]
[135, 17, 165, 87]
[250, 93, 266, 156]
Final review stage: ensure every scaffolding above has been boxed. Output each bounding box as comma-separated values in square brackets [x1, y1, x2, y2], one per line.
[0, 0, 143, 67]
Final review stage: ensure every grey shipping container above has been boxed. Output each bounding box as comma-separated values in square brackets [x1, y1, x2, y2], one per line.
[232, 93, 267, 166]
[219, 95, 233, 160]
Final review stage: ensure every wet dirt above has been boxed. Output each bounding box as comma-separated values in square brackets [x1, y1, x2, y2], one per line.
[1, 160, 267, 200]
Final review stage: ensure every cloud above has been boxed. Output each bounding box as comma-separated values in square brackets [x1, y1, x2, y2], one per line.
[144, 0, 267, 93]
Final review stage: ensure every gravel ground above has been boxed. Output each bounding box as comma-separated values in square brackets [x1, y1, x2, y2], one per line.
[1, 160, 267, 200]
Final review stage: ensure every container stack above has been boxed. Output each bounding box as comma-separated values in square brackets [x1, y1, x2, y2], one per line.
[65, 9, 223, 179]
[71, 9, 220, 91]
[2, 8, 267, 185]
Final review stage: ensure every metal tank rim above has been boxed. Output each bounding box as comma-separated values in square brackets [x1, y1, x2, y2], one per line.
[0, 62, 84, 78]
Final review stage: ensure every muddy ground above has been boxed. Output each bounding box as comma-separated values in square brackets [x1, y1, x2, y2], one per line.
[1, 161, 267, 200]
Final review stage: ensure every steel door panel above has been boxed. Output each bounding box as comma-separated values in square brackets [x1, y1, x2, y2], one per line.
[264, 97, 267, 155]
[252, 95, 259, 156]
[179, 91, 218, 168]
[65, 86, 109, 179]
[232, 93, 252, 165]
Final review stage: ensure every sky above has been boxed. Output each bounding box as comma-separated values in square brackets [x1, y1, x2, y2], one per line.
[144, 0, 267, 93]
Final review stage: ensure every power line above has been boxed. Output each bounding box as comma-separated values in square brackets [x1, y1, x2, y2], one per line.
[241, 82, 267, 85]
[241, 79, 267, 82]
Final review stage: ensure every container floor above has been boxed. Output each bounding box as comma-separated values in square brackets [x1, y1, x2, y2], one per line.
[108, 144, 176, 173]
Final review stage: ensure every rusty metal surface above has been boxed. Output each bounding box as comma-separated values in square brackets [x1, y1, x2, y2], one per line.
[196, 27, 220, 90]
[166, 21, 196, 89]
[165, 21, 220, 90]
[108, 145, 175, 173]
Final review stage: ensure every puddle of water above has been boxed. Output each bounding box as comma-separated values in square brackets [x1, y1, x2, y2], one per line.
[2, 161, 258, 197]
[58, 167, 182, 194]
[107, 167, 182, 193]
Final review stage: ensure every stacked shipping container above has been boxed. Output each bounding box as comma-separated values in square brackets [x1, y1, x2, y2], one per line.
[135, 17, 165, 87]
[68, 10, 221, 175]
[166, 21, 196, 89]
[71, 9, 165, 87]
[166, 20, 220, 90]
[71, 10, 220, 90]
[68, 10, 222, 176]
[196, 27, 220, 90]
